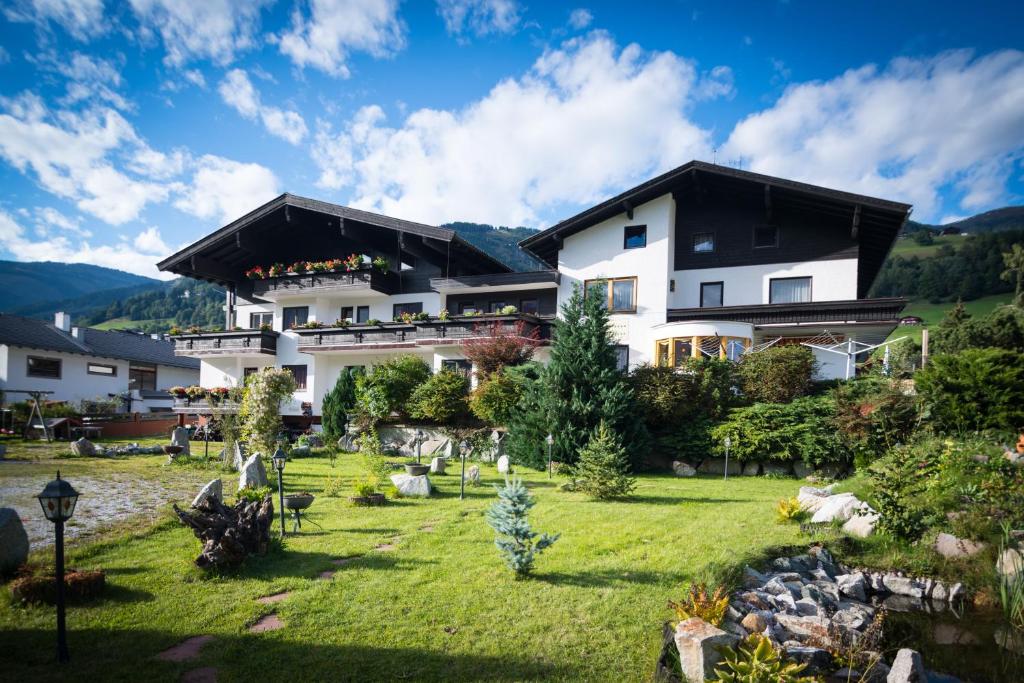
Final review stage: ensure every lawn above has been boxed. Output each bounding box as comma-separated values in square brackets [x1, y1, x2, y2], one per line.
[889, 233, 968, 259]
[0, 439, 806, 682]
[92, 317, 172, 331]
[884, 292, 1014, 345]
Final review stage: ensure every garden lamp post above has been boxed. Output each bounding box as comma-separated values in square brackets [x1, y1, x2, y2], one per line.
[546, 433, 554, 478]
[723, 436, 731, 481]
[415, 429, 425, 465]
[459, 439, 469, 500]
[271, 448, 287, 536]
[37, 471, 79, 664]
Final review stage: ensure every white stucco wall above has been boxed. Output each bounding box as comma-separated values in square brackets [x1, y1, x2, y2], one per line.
[670, 258, 859, 309]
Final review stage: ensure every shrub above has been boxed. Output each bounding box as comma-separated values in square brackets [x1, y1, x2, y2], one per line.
[236, 485, 272, 502]
[868, 448, 929, 542]
[710, 396, 844, 467]
[357, 428, 392, 492]
[736, 345, 816, 403]
[485, 477, 558, 577]
[776, 497, 807, 524]
[323, 474, 345, 497]
[630, 360, 735, 431]
[462, 319, 539, 375]
[711, 635, 815, 683]
[407, 369, 469, 423]
[354, 355, 431, 423]
[915, 348, 1024, 433]
[668, 583, 729, 627]
[469, 370, 524, 426]
[239, 368, 298, 455]
[833, 377, 919, 469]
[571, 421, 636, 500]
[322, 367, 362, 440]
[931, 304, 1024, 354]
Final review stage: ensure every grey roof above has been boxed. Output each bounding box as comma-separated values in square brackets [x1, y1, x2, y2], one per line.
[0, 314, 199, 370]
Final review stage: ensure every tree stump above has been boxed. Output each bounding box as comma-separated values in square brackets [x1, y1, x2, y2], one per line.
[172, 496, 273, 568]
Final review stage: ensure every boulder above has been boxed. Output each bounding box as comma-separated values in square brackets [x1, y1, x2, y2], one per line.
[997, 548, 1023, 581]
[697, 457, 742, 476]
[671, 460, 697, 477]
[797, 485, 834, 513]
[232, 442, 246, 471]
[887, 648, 926, 682]
[772, 592, 797, 613]
[0, 508, 29, 575]
[497, 455, 511, 475]
[762, 461, 793, 477]
[464, 464, 480, 485]
[290, 445, 311, 458]
[430, 456, 447, 474]
[390, 473, 431, 497]
[70, 437, 96, 457]
[304, 434, 324, 448]
[742, 565, 768, 588]
[836, 573, 868, 602]
[742, 461, 761, 476]
[793, 461, 815, 479]
[238, 454, 268, 491]
[832, 608, 868, 631]
[674, 618, 738, 683]
[192, 479, 222, 508]
[810, 494, 861, 524]
[880, 574, 928, 599]
[774, 614, 830, 640]
[843, 511, 879, 538]
[933, 532, 987, 559]
[170, 426, 191, 456]
[337, 434, 358, 451]
[813, 463, 845, 479]
[794, 598, 819, 616]
[741, 611, 768, 632]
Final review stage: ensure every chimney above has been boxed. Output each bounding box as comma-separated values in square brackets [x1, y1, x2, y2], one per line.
[71, 327, 84, 339]
[54, 311, 71, 332]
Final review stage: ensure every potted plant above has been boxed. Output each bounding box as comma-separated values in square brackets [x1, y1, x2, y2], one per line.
[259, 323, 273, 332]
[168, 386, 188, 399]
[343, 253, 362, 271]
[438, 308, 450, 322]
[168, 326, 182, 335]
[245, 266, 265, 279]
[365, 318, 381, 326]
[350, 479, 386, 506]
[185, 385, 206, 403]
[372, 256, 389, 272]
[268, 263, 284, 277]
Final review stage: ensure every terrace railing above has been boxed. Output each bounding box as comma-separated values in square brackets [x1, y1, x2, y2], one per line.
[172, 329, 278, 357]
[251, 268, 398, 299]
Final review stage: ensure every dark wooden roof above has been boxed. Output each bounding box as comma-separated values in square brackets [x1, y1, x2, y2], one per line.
[667, 297, 907, 326]
[157, 193, 512, 288]
[520, 161, 912, 297]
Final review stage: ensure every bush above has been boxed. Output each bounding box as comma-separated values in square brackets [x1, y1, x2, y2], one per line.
[571, 421, 636, 500]
[469, 370, 524, 426]
[357, 428, 392, 493]
[407, 370, 469, 423]
[776, 497, 808, 524]
[833, 377, 919, 469]
[462, 319, 539, 375]
[322, 367, 362, 440]
[653, 417, 714, 465]
[915, 348, 1024, 433]
[931, 304, 1024, 354]
[630, 360, 735, 430]
[736, 345, 816, 403]
[867, 447, 930, 542]
[239, 368, 298, 455]
[710, 395, 844, 467]
[354, 355, 431, 423]
[485, 477, 559, 576]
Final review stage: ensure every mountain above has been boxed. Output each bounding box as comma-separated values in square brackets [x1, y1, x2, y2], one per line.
[78, 278, 224, 331]
[904, 205, 1024, 234]
[443, 222, 544, 271]
[0, 260, 159, 312]
[11, 281, 165, 320]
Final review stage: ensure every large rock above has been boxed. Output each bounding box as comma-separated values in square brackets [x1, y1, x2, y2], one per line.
[783, 645, 833, 675]
[810, 493, 861, 523]
[697, 457, 742, 476]
[741, 611, 768, 632]
[762, 461, 793, 477]
[793, 461, 815, 479]
[464, 464, 480, 485]
[390, 473, 431, 497]
[742, 461, 761, 476]
[843, 511, 879, 538]
[880, 574, 928, 599]
[0, 508, 29, 575]
[238, 453, 268, 491]
[170, 426, 191, 456]
[671, 460, 696, 477]
[836, 573, 868, 602]
[933, 532, 987, 559]
[674, 618, 738, 683]
[496, 455, 511, 475]
[797, 485, 834, 513]
[997, 548, 1023, 581]
[232, 442, 246, 471]
[775, 614, 830, 640]
[192, 479, 222, 508]
[430, 456, 447, 474]
[337, 434, 358, 451]
[70, 437, 96, 457]
[289, 445, 311, 458]
[887, 648, 926, 682]
[304, 434, 324, 448]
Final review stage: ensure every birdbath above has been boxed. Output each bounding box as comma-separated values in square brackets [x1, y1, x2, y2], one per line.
[283, 493, 316, 532]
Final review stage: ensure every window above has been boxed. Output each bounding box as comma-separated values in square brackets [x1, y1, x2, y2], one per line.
[282, 364, 307, 390]
[442, 359, 473, 379]
[488, 301, 506, 313]
[249, 312, 272, 329]
[340, 306, 354, 323]
[700, 282, 724, 308]
[87, 362, 117, 376]
[459, 302, 478, 315]
[613, 345, 629, 372]
[27, 356, 61, 379]
[128, 362, 156, 391]
[342, 306, 371, 323]
[692, 232, 715, 253]
[355, 306, 370, 324]
[282, 306, 309, 329]
[584, 277, 637, 313]
[623, 225, 647, 249]
[520, 298, 539, 315]
[393, 302, 423, 319]
[673, 339, 693, 367]
[243, 367, 258, 381]
[769, 277, 812, 304]
[753, 225, 778, 248]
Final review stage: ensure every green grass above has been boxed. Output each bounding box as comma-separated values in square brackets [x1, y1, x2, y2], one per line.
[0, 439, 806, 682]
[885, 292, 1014, 345]
[889, 233, 968, 258]
[92, 317, 172, 331]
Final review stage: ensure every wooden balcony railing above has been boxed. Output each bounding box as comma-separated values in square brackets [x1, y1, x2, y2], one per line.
[172, 330, 278, 357]
[251, 268, 398, 299]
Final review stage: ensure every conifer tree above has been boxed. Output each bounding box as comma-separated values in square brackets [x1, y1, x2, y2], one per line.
[573, 421, 636, 500]
[485, 478, 558, 576]
[321, 367, 362, 440]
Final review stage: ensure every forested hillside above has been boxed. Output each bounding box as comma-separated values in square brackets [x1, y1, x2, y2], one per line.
[904, 205, 1024, 234]
[0, 260, 158, 311]
[443, 222, 543, 271]
[79, 278, 224, 332]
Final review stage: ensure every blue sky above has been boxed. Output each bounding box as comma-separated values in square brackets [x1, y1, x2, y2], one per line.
[0, 0, 1022, 279]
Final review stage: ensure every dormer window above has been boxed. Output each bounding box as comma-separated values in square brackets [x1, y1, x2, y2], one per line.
[623, 225, 647, 249]
[692, 232, 715, 253]
[754, 225, 779, 248]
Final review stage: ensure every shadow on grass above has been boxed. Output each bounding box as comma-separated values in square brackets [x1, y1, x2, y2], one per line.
[335, 527, 400, 535]
[0, 628, 574, 682]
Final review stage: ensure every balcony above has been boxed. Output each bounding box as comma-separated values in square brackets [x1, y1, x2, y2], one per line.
[251, 268, 398, 301]
[294, 323, 417, 352]
[172, 329, 278, 357]
[172, 397, 241, 414]
[413, 314, 551, 346]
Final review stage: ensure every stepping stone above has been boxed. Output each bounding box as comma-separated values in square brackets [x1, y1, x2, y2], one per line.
[248, 614, 284, 633]
[318, 570, 335, 580]
[420, 525, 435, 532]
[156, 635, 215, 662]
[256, 591, 291, 605]
[331, 556, 359, 566]
[374, 542, 397, 552]
[181, 667, 218, 683]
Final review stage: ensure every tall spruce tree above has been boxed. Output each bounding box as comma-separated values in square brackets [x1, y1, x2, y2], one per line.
[507, 283, 647, 469]
[321, 367, 362, 440]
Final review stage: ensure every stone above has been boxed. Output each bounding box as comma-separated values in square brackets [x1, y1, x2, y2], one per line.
[948, 582, 966, 603]
[430, 456, 447, 474]
[671, 460, 697, 477]
[784, 645, 833, 674]
[997, 548, 1023, 581]
[832, 609, 868, 631]
[237, 454, 268, 491]
[390, 473, 431, 497]
[156, 635, 215, 662]
[232, 442, 246, 471]
[464, 464, 480, 485]
[932, 623, 979, 645]
[171, 426, 191, 456]
[70, 437, 96, 457]
[0, 508, 30, 575]
[814, 463, 845, 479]
[887, 648, 925, 682]
[248, 614, 284, 633]
[337, 434, 358, 451]
[797, 485, 834, 513]
[304, 434, 324, 448]
[811, 494, 862, 523]
[742, 461, 761, 476]
[290, 445, 311, 458]
[762, 461, 793, 476]
[763, 577, 789, 596]
[880, 574, 927, 599]
[742, 566, 767, 588]
[794, 598, 819, 616]
[793, 461, 815, 478]
[933, 532, 987, 559]
[843, 511, 879, 538]
[496, 455, 511, 474]
[836, 573, 868, 602]
[191, 479, 222, 508]
[741, 611, 767, 632]
[775, 614, 830, 640]
[674, 618, 738, 683]
[697, 457, 742, 476]
[773, 592, 797, 613]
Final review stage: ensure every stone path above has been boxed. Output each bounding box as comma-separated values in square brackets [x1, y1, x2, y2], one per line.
[318, 569, 336, 580]
[248, 614, 284, 633]
[332, 555, 360, 566]
[256, 591, 291, 605]
[156, 635, 215, 662]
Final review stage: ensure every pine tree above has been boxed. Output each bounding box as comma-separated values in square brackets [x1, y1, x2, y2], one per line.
[321, 367, 362, 440]
[485, 478, 558, 577]
[506, 283, 647, 469]
[573, 421, 636, 500]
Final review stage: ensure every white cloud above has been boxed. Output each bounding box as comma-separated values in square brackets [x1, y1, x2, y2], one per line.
[174, 155, 280, 224]
[3, 0, 106, 40]
[568, 8, 592, 30]
[724, 49, 1024, 219]
[33, 206, 91, 238]
[438, 0, 521, 37]
[129, 0, 272, 67]
[312, 33, 718, 226]
[278, 0, 406, 77]
[28, 51, 132, 111]
[218, 69, 308, 145]
[0, 209, 176, 279]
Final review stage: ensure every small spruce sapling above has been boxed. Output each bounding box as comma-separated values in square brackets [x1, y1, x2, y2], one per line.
[485, 477, 558, 577]
[572, 421, 636, 500]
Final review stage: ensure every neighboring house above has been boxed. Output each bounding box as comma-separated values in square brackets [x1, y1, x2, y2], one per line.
[0, 312, 200, 412]
[158, 160, 909, 423]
